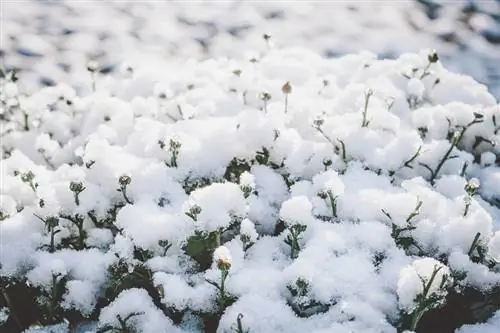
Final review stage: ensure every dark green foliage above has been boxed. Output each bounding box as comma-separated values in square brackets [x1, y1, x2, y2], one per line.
[286, 278, 330, 318]
[184, 231, 221, 270]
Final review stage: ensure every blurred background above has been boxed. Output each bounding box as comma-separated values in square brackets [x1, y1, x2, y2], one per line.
[2, 0, 500, 97]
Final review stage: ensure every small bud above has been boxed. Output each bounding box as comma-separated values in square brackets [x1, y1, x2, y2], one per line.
[282, 81, 292, 94]
[69, 181, 84, 193]
[232, 69, 242, 77]
[46, 216, 59, 229]
[263, 33, 272, 42]
[21, 171, 35, 183]
[119, 175, 131, 186]
[465, 178, 480, 196]
[473, 112, 484, 120]
[313, 118, 324, 128]
[259, 92, 272, 101]
[428, 50, 439, 63]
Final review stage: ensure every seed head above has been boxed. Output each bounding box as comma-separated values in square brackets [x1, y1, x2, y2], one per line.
[282, 81, 292, 94]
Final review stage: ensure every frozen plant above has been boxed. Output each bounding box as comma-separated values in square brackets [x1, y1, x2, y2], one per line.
[69, 181, 86, 207]
[206, 246, 236, 314]
[463, 178, 480, 217]
[259, 92, 271, 113]
[286, 278, 329, 318]
[230, 313, 248, 333]
[117, 175, 133, 205]
[420, 112, 483, 184]
[397, 258, 452, 331]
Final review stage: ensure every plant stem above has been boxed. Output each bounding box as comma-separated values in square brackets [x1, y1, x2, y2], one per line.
[362, 90, 373, 127]
[23, 112, 29, 131]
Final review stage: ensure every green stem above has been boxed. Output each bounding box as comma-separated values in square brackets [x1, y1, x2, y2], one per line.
[23, 112, 29, 131]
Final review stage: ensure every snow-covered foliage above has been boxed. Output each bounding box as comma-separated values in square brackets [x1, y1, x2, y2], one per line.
[2, 0, 500, 98]
[1, 45, 500, 333]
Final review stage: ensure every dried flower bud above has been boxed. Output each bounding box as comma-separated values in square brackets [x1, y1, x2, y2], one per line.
[263, 33, 272, 41]
[232, 69, 242, 77]
[282, 81, 292, 94]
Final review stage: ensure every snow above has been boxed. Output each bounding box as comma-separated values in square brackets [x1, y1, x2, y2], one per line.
[2, 1, 500, 98]
[1, 3, 500, 332]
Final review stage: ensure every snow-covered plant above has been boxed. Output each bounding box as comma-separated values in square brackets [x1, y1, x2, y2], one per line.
[229, 313, 247, 333]
[1, 47, 499, 333]
[206, 246, 236, 313]
[463, 178, 480, 217]
[117, 175, 133, 205]
[397, 258, 452, 331]
[286, 278, 329, 318]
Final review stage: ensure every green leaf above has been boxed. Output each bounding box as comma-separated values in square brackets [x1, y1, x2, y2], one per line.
[184, 231, 220, 270]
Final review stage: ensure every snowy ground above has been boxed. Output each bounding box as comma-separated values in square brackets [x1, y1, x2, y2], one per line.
[2, 0, 500, 97]
[1, 1, 500, 333]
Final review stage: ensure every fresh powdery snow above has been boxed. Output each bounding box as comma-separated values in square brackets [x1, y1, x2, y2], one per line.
[1, 46, 500, 333]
